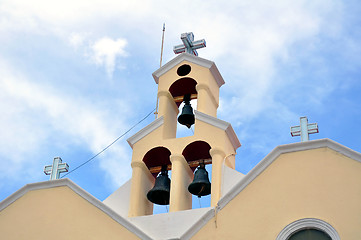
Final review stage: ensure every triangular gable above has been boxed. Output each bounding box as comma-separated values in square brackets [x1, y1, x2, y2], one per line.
[217, 138, 361, 210]
[0, 178, 151, 240]
[152, 53, 225, 87]
[127, 116, 164, 148]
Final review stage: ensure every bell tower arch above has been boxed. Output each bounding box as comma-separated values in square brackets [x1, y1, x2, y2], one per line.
[127, 33, 241, 217]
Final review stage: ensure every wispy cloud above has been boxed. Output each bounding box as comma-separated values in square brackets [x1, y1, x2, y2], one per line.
[90, 37, 128, 77]
[0, 58, 132, 186]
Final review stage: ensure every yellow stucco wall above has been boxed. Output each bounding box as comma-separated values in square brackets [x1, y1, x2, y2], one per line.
[191, 148, 361, 239]
[0, 186, 140, 240]
[157, 60, 220, 108]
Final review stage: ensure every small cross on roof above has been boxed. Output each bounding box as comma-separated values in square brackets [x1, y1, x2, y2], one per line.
[290, 116, 319, 142]
[173, 32, 206, 56]
[44, 157, 69, 180]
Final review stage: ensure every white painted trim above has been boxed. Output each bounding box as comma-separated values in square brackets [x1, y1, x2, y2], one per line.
[195, 111, 241, 150]
[276, 218, 340, 240]
[217, 138, 361, 211]
[127, 116, 164, 148]
[225, 124, 242, 150]
[0, 178, 152, 240]
[195, 110, 228, 130]
[180, 207, 215, 240]
[152, 53, 225, 87]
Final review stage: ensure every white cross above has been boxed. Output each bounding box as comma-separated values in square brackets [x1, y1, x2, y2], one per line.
[44, 157, 69, 180]
[173, 32, 206, 56]
[290, 117, 319, 142]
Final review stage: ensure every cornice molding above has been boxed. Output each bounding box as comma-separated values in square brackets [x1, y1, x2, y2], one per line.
[195, 111, 241, 151]
[152, 53, 225, 87]
[127, 116, 164, 148]
[0, 178, 151, 240]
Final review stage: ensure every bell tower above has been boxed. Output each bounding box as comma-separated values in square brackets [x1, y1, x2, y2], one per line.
[127, 33, 241, 217]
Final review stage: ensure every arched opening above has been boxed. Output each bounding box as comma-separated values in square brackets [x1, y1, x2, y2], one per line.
[182, 141, 211, 166]
[143, 147, 172, 215]
[143, 146, 171, 178]
[182, 141, 212, 209]
[169, 78, 197, 107]
[169, 78, 198, 137]
[277, 218, 340, 240]
[288, 228, 332, 240]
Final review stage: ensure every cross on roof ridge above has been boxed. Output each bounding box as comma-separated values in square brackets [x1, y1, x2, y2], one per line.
[290, 116, 319, 142]
[173, 32, 206, 56]
[44, 157, 69, 180]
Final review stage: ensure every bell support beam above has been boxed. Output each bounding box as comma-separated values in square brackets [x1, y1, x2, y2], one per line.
[169, 154, 193, 212]
[173, 94, 198, 103]
[128, 161, 155, 217]
[148, 158, 212, 174]
[210, 148, 226, 207]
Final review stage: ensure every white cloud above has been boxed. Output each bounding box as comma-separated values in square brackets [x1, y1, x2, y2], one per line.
[90, 37, 128, 77]
[0, 58, 132, 186]
[69, 32, 88, 49]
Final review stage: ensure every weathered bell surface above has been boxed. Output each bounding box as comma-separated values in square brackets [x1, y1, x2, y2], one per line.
[147, 167, 171, 205]
[188, 164, 211, 197]
[178, 94, 195, 128]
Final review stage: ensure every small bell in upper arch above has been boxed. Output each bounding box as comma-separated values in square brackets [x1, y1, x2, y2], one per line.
[178, 94, 195, 128]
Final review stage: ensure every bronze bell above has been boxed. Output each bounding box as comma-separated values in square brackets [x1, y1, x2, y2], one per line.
[147, 166, 171, 205]
[178, 94, 195, 128]
[188, 163, 211, 197]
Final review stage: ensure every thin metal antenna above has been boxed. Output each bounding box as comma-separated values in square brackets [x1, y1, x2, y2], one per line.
[160, 23, 165, 67]
[155, 23, 166, 119]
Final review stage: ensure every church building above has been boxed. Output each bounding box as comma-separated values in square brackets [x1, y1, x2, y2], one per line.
[1, 33, 361, 240]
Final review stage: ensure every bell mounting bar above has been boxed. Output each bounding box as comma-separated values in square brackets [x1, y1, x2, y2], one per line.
[149, 158, 212, 174]
[173, 94, 197, 103]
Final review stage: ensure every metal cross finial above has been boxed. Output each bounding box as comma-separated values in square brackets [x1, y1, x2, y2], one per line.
[173, 32, 206, 56]
[44, 157, 69, 180]
[290, 117, 319, 142]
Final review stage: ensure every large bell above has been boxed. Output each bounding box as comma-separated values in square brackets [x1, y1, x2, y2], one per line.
[188, 163, 211, 197]
[147, 166, 171, 205]
[178, 94, 195, 128]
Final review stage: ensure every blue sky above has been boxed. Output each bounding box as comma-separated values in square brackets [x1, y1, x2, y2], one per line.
[1, 0, 361, 211]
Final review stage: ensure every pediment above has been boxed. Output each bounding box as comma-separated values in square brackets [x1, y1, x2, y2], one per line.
[152, 53, 225, 87]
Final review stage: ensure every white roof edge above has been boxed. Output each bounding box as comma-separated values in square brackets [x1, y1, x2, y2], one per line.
[195, 111, 241, 150]
[217, 138, 361, 211]
[180, 207, 215, 240]
[0, 178, 152, 240]
[152, 53, 225, 87]
[225, 124, 242, 150]
[127, 116, 164, 148]
[175, 138, 361, 240]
